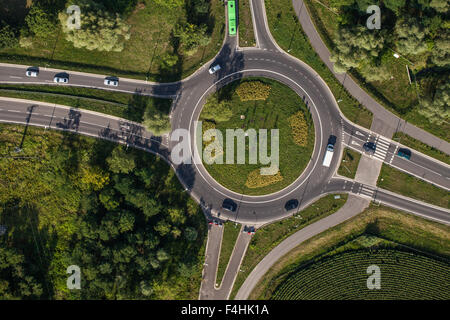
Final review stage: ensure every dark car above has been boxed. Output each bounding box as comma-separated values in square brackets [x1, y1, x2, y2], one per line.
[243, 225, 255, 235]
[222, 199, 237, 212]
[363, 142, 376, 154]
[284, 199, 299, 212]
[397, 148, 411, 160]
[327, 135, 337, 146]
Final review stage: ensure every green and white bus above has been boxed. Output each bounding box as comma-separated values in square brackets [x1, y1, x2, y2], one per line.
[228, 0, 237, 36]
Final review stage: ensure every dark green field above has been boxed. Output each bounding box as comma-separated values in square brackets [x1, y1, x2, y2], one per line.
[272, 249, 450, 300]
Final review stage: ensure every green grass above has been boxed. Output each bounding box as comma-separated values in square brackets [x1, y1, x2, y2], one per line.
[200, 78, 315, 195]
[0, 84, 172, 121]
[303, 0, 449, 142]
[393, 132, 450, 165]
[230, 193, 348, 299]
[272, 248, 450, 300]
[265, 0, 373, 129]
[249, 204, 450, 299]
[216, 222, 241, 286]
[378, 165, 450, 209]
[0, 0, 225, 82]
[338, 148, 361, 179]
[238, 0, 256, 47]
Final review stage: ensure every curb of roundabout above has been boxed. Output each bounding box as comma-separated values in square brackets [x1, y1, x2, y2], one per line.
[187, 69, 325, 205]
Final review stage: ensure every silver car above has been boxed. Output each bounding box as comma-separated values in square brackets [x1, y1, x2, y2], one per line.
[208, 64, 221, 74]
[104, 78, 119, 86]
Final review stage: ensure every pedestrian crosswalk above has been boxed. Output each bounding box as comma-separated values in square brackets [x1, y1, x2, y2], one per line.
[373, 135, 391, 162]
[358, 184, 376, 199]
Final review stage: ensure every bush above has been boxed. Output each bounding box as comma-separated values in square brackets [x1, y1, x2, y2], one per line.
[289, 111, 308, 146]
[245, 169, 283, 188]
[236, 81, 271, 101]
[58, 0, 131, 52]
[201, 98, 233, 122]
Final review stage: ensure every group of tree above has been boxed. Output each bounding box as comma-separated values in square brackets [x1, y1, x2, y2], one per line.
[58, 0, 131, 52]
[328, 0, 449, 124]
[0, 127, 205, 299]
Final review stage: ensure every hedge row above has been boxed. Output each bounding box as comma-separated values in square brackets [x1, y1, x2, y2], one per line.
[245, 169, 283, 188]
[289, 111, 308, 146]
[236, 81, 271, 101]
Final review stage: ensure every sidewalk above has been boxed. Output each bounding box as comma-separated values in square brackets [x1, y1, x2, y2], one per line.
[293, 0, 450, 155]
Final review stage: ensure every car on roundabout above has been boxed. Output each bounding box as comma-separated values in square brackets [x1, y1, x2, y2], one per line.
[284, 199, 299, 212]
[222, 198, 237, 212]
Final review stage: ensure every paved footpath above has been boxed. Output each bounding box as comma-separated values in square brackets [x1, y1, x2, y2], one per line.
[293, 0, 450, 155]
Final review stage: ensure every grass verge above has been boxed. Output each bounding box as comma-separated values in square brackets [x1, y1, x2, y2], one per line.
[238, 0, 256, 47]
[249, 204, 450, 299]
[0, 84, 172, 121]
[216, 222, 242, 286]
[230, 193, 348, 299]
[338, 148, 361, 179]
[377, 165, 449, 209]
[265, 0, 373, 129]
[393, 132, 450, 165]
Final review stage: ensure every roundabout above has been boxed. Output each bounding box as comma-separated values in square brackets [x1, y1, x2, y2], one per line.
[197, 77, 315, 196]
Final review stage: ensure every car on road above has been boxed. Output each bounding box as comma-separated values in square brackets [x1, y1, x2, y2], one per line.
[104, 77, 119, 86]
[397, 148, 411, 160]
[222, 198, 237, 212]
[363, 142, 376, 154]
[284, 199, 299, 212]
[244, 226, 255, 235]
[54, 76, 69, 84]
[25, 68, 39, 77]
[214, 220, 223, 227]
[208, 64, 221, 74]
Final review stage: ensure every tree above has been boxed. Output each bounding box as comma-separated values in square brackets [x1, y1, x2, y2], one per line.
[201, 97, 233, 122]
[143, 107, 171, 135]
[0, 24, 18, 49]
[395, 18, 429, 56]
[106, 147, 136, 174]
[418, 79, 450, 125]
[159, 53, 179, 70]
[156, 248, 170, 262]
[184, 227, 198, 241]
[25, 4, 55, 38]
[58, 0, 131, 52]
[431, 33, 450, 67]
[383, 0, 406, 15]
[330, 26, 386, 73]
[174, 22, 210, 56]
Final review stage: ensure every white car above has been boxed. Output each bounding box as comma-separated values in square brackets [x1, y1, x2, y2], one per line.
[208, 64, 221, 74]
[26, 70, 38, 77]
[104, 78, 119, 86]
[54, 76, 69, 84]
